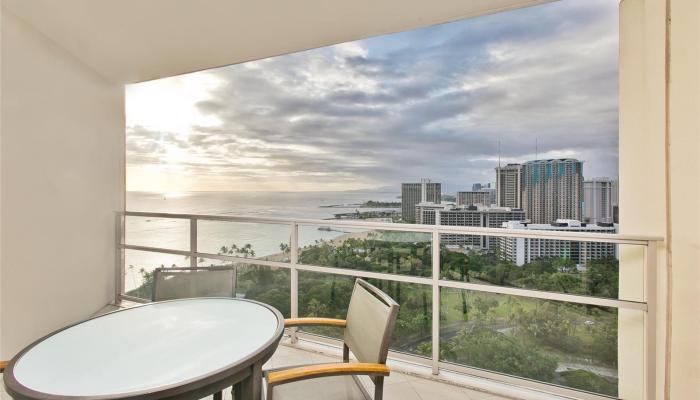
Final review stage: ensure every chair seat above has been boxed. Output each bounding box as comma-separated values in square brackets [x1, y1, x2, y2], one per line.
[266, 375, 368, 400]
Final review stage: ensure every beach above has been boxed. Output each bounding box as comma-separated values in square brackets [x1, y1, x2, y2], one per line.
[124, 190, 398, 290]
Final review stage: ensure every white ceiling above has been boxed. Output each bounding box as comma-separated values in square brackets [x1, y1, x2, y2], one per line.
[2, 0, 550, 83]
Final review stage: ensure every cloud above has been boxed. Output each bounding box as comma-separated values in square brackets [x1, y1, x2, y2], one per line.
[126, 0, 620, 192]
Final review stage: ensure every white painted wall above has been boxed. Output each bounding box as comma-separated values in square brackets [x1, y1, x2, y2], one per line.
[667, 0, 700, 397]
[620, 0, 699, 398]
[0, 9, 124, 359]
[619, 1, 667, 398]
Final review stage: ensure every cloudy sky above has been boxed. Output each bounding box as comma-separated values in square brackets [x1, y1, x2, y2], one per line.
[126, 0, 619, 194]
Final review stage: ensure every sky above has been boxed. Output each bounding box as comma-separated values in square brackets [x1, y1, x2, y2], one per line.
[126, 0, 619, 194]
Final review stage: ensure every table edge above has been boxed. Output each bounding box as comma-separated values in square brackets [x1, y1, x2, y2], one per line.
[3, 298, 285, 400]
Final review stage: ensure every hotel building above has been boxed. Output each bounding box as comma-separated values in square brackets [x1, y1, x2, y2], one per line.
[416, 203, 525, 249]
[499, 220, 617, 266]
[401, 180, 441, 223]
[457, 190, 496, 206]
[495, 163, 523, 209]
[583, 177, 617, 224]
[521, 159, 584, 223]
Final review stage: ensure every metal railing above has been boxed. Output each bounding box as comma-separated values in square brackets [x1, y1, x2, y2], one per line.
[115, 211, 662, 400]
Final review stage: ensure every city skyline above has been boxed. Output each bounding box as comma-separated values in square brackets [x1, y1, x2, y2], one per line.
[126, 0, 619, 193]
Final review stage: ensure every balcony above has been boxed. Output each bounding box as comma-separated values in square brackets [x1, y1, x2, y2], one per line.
[2, 1, 698, 400]
[116, 211, 661, 400]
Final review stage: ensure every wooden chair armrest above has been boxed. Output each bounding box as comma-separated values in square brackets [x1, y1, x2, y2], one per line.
[267, 362, 389, 386]
[284, 318, 346, 328]
[0, 360, 8, 373]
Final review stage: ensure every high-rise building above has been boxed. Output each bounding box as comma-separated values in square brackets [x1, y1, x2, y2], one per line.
[401, 180, 441, 223]
[416, 203, 525, 249]
[457, 189, 496, 206]
[495, 163, 522, 209]
[499, 220, 617, 266]
[471, 182, 493, 191]
[583, 177, 616, 223]
[521, 159, 583, 223]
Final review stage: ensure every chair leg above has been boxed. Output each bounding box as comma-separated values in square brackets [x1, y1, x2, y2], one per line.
[265, 382, 273, 400]
[374, 376, 384, 400]
[343, 343, 350, 363]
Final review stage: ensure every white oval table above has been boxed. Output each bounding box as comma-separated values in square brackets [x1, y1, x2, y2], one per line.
[3, 298, 284, 400]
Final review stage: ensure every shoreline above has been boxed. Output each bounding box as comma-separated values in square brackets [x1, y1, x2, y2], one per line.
[257, 230, 374, 263]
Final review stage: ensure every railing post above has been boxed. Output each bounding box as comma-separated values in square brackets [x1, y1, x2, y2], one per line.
[645, 241, 658, 400]
[290, 222, 299, 344]
[190, 217, 197, 268]
[431, 225, 441, 375]
[114, 212, 125, 305]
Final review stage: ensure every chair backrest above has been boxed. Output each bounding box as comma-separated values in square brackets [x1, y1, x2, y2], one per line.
[343, 279, 400, 364]
[152, 266, 237, 301]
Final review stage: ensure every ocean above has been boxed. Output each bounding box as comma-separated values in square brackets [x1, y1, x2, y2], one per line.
[124, 190, 399, 291]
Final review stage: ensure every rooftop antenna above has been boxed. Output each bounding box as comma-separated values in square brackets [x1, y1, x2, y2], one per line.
[535, 138, 539, 161]
[498, 139, 501, 168]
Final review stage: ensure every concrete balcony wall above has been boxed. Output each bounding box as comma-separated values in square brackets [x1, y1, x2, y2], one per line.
[620, 0, 700, 398]
[0, 10, 125, 359]
[619, 1, 667, 398]
[667, 0, 700, 397]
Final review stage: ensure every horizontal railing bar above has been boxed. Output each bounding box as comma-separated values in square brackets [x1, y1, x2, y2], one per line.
[291, 264, 434, 285]
[124, 211, 300, 226]
[119, 246, 647, 309]
[119, 245, 293, 268]
[439, 279, 648, 311]
[121, 244, 191, 256]
[120, 211, 662, 244]
[190, 251, 434, 285]
[433, 226, 648, 244]
[197, 252, 292, 269]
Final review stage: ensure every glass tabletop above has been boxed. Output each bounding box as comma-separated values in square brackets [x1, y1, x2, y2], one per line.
[11, 298, 282, 397]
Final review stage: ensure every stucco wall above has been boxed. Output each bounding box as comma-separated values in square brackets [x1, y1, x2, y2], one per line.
[620, 0, 699, 398]
[619, 1, 668, 398]
[667, 0, 700, 397]
[0, 10, 124, 359]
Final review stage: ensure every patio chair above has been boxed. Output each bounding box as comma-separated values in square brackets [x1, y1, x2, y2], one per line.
[264, 279, 400, 400]
[151, 266, 237, 302]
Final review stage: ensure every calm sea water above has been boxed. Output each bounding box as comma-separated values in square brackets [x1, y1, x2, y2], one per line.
[124, 190, 399, 291]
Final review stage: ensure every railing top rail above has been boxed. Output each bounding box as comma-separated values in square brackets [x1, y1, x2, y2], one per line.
[120, 211, 663, 245]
